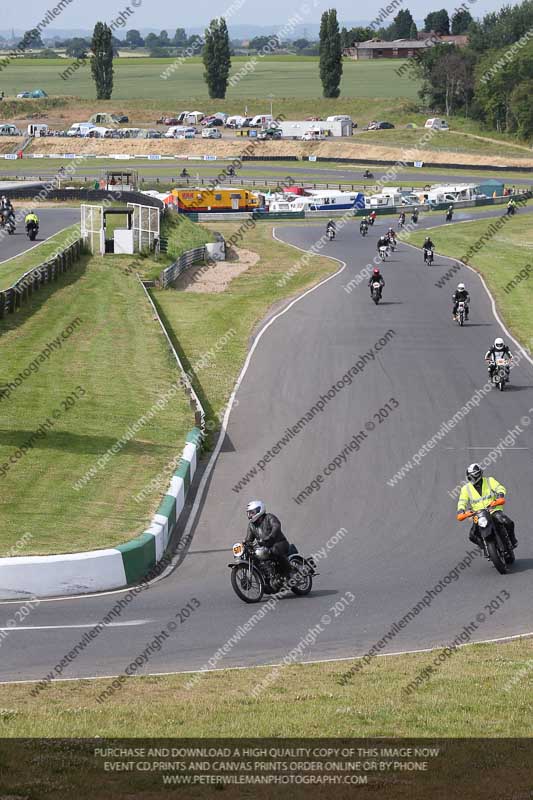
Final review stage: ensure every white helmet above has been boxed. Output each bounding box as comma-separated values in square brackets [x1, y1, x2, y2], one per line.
[457, 283, 465, 291]
[494, 337, 504, 351]
[247, 500, 265, 523]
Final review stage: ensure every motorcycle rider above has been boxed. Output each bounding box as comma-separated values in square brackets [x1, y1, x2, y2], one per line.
[1, 196, 14, 224]
[368, 266, 385, 299]
[411, 207, 419, 223]
[456, 463, 517, 549]
[359, 216, 368, 235]
[507, 197, 516, 216]
[398, 211, 406, 228]
[369, 210, 377, 225]
[452, 282, 470, 321]
[446, 204, 454, 221]
[485, 337, 513, 381]
[326, 219, 336, 238]
[387, 226, 397, 247]
[25, 210, 39, 233]
[245, 500, 293, 578]
[377, 233, 389, 257]
[423, 235, 434, 263]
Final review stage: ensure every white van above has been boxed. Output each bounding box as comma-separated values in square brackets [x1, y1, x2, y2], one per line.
[226, 115, 247, 128]
[250, 114, 273, 127]
[425, 118, 449, 131]
[326, 115, 352, 123]
[67, 122, 95, 137]
[0, 124, 21, 135]
[27, 123, 48, 136]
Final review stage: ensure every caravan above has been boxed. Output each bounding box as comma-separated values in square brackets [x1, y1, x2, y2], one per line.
[267, 189, 364, 213]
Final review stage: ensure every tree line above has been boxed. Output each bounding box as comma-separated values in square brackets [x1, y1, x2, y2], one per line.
[414, 0, 533, 138]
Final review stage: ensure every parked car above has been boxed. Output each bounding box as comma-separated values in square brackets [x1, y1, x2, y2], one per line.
[204, 117, 224, 127]
[202, 128, 222, 139]
[368, 121, 395, 130]
[114, 114, 129, 123]
[301, 131, 326, 141]
[160, 117, 179, 126]
[258, 128, 282, 140]
[16, 91, 32, 98]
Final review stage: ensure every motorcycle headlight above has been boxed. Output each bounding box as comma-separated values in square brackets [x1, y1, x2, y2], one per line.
[232, 542, 244, 557]
[478, 515, 489, 528]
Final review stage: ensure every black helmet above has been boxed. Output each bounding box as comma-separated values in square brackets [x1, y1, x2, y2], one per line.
[466, 463, 483, 483]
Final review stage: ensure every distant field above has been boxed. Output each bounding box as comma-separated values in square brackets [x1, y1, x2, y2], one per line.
[0, 57, 420, 102]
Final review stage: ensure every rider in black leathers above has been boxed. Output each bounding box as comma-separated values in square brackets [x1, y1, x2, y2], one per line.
[245, 500, 292, 577]
[452, 283, 470, 320]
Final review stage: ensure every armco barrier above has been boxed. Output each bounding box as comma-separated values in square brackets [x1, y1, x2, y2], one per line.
[0, 238, 83, 319]
[0, 429, 202, 599]
[159, 245, 208, 287]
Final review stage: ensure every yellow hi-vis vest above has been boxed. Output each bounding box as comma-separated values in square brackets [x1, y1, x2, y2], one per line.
[457, 476, 505, 515]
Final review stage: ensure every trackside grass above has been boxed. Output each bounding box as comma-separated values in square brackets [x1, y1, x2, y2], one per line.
[404, 215, 533, 353]
[0, 225, 80, 290]
[0, 252, 191, 555]
[0, 639, 530, 739]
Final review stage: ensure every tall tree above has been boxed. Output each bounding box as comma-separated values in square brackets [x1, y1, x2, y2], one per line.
[319, 9, 343, 98]
[409, 21, 418, 38]
[22, 29, 44, 49]
[125, 29, 144, 47]
[203, 18, 231, 99]
[173, 28, 187, 46]
[393, 9, 415, 38]
[451, 9, 473, 34]
[159, 30, 170, 45]
[424, 9, 450, 35]
[90, 22, 114, 100]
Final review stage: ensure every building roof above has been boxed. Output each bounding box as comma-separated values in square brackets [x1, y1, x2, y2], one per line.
[356, 38, 439, 49]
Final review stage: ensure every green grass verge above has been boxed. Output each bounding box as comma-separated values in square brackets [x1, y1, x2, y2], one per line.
[1, 638, 530, 736]
[0, 224, 79, 290]
[0, 252, 192, 555]
[404, 214, 533, 353]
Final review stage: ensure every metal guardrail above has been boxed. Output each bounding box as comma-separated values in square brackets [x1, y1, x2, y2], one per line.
[159, 246, 207, 288]
[0, 239, 83, 318]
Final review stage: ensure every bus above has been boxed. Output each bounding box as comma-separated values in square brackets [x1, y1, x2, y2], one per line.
[164, 187, 264, 213]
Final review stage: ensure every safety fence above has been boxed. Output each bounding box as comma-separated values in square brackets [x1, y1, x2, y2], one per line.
[158, 232, 226, 288]
[0, 238, 83, 319]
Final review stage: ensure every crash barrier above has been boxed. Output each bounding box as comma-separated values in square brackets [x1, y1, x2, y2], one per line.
[159, 232, 226, 288]
[0, 238, 83, 319]
[305, 155, 533, 174]
[3, 187, 164, 208]
[0, 428, 203, 598]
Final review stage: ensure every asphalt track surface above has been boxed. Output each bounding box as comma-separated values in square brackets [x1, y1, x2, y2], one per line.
[1, 205, 533, 685]
[0, 207, 79, 266]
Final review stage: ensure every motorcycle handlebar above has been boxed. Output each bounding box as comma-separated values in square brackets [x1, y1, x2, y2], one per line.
[457, 497, 506, 521]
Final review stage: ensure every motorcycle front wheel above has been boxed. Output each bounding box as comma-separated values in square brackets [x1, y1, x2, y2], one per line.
[231, 564, 264, 603]
[486, 538, 507, 574]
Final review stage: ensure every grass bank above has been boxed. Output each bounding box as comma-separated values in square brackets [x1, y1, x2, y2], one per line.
[1, 638, 530, 737]
[0, 224, 79, 290]
[404, 214, 533, 353]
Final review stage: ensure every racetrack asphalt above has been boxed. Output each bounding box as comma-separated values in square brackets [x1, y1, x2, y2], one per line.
[0, 205, 532, 685]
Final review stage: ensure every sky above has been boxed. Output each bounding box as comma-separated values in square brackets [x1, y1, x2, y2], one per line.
[4, 0, 517, 32]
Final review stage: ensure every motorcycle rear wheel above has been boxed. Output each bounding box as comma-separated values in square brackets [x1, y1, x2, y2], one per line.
[288, 556, 313, 596]
[231, 564, 264, 603]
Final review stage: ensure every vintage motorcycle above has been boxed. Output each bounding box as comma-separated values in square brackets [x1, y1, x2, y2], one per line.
[229, 540, 318, 603]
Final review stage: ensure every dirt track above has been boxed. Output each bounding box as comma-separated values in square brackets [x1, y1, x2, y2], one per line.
[2, 137, 533, 168]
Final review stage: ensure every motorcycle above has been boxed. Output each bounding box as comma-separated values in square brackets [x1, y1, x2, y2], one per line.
[488, 356, 510, 391]
[371, 280, 382, 304]
[229, 540, 318, 603]
[458, 499, 515, 574]
[424, 247, 434, 265]
[398, 217, 405, 230]
[363, 171, 374, 179]
[446, 209, 454, 222]
[360, 224, 368, 237]
[456, 299, 467, 326]
[506, 205, 516, 216]
[369, 215, 376, 226]
[180, 169, 190, 178]
[327, 227, 335, 241]
[379, 245, 388, 261]
[387, 237, 396, 252]
[26, 221, 38, 241]
[5, 217, 15, 235]
[411, 211, 419, 224]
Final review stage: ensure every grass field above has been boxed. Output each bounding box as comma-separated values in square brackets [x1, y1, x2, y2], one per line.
[0, 250, 192, 555]
[405, 214, 533, 353]
[0, 638, 530, 739]
[0, 58, 420, 102]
